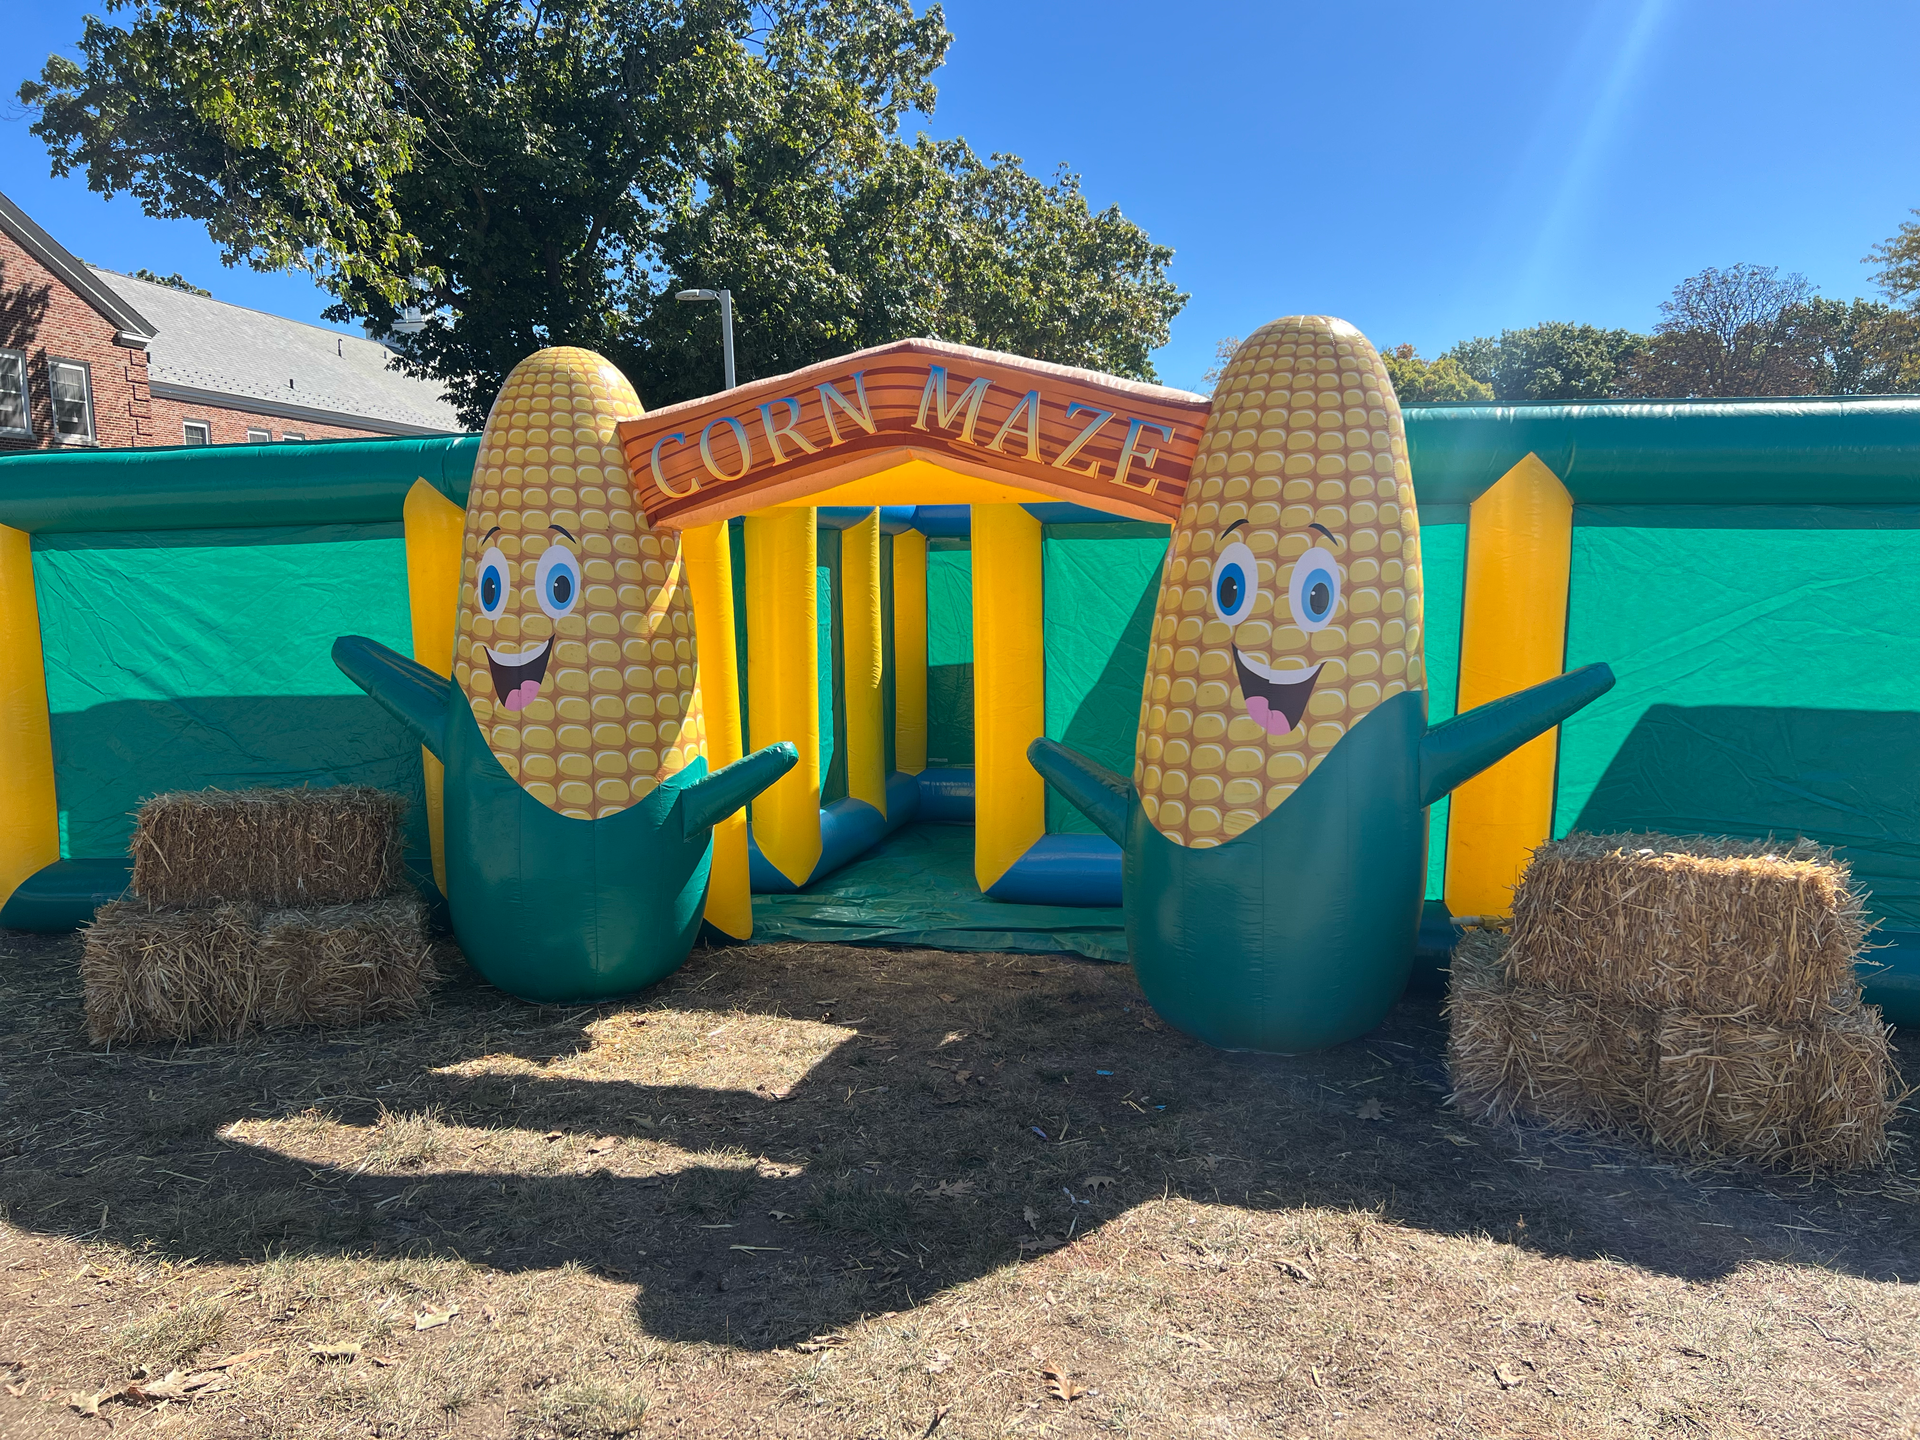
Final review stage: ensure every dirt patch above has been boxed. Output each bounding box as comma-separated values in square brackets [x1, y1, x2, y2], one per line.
[2, 930, 1918, 1437]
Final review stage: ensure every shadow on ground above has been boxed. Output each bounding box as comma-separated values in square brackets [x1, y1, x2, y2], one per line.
[3, 929, 1917, 1351]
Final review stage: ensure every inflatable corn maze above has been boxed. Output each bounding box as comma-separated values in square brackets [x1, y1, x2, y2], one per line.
[2, 316, 1918, 1052]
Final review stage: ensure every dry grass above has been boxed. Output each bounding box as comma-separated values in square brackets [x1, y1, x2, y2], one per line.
[1506, 832, 1867, 1024]
[4, 930, 1920, 1438]
[130, 786, 407, 907]
[81, 893, 435, 1043]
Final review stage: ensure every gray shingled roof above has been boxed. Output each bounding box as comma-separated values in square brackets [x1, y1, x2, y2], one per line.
[88, 268, 462, 435]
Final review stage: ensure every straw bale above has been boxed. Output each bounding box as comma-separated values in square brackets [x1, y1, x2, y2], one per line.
[130, 787, 406, 907]
[1446, 932, 1900, 1172]
[82, 900, 262, 1044]
[81, 893, 434, 1044]
[1646, 1007, 1898, 1171]
[1505, 832, 1867, 1025]
[257, 894, 436, 1028]
[1446, 931, 1656, 1130]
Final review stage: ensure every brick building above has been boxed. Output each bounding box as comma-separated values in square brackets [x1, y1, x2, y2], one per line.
[0, 188, 460, 451]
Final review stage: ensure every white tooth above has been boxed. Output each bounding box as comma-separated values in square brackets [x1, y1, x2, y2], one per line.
[486, 638, 553, 666]
[1235, 651, 1323, 686]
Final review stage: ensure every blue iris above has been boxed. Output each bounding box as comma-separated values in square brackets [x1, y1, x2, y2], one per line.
[545, 560, 576, 611]
[1300, 565, 1336, 623]
[1216, 561, 1246, 615]
[479, 563, 504, 612]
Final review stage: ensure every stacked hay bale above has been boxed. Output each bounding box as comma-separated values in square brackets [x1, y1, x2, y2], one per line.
[1448, 833, 1900, 1171]
[82, 788, 435, 1043]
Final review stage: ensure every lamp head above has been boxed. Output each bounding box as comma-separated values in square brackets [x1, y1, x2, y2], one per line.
[675, 289, 717, 302]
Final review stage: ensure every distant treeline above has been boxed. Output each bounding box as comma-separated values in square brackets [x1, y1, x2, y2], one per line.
[1208, 217, 1920, 403]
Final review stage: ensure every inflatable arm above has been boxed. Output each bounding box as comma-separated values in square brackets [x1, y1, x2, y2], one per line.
[674, 743, 800, 840]
[1418, 662, 1615, 808]
[1026, 737, 1134, 846]
[333, 635, 452, 759]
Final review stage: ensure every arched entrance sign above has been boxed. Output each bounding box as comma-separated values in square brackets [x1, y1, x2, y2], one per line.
[616, 338, 1208, 527]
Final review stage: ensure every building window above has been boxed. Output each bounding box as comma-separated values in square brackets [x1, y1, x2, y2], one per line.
[245, 428, 270, 444]
[48, 358, 95, 444]
[183, 420, 211, 446]
[0, 349, 28, 438]
[280, 431, 306, 442]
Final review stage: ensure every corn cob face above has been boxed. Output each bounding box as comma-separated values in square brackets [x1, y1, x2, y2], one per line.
[1134, 316, 1424, 848]
[454, 347, 706, 820]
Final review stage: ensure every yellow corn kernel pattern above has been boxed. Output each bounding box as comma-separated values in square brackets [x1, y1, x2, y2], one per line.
[1135, 316, 1426, 849]
[452, 347, 705, 821]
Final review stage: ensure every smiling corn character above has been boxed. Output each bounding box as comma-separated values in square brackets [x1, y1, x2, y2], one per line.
[333, 347, 795, 1002]
[1031, 315, 1614, 1053]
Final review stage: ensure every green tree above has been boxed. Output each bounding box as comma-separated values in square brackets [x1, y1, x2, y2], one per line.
[129, 268, 210, 296]
[1378, 343, 1493, 404]
[1628, 264, 1828, 398]
[23, 0, 1185, 424]
[1796, 296, 1914, 395]
[1443, 322, 1647, 403]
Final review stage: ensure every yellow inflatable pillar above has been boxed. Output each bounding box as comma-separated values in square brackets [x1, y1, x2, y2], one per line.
[684, 520, 752, 936]
[891, 529, 928, 775]
[1444, 453, 1576, 918]
[0, 524, 58, 908]
[745, 507, 822, 884]
[842, 510, 887, 814]
[403, 479, 465, 897]
[971, 504, 1046, 891]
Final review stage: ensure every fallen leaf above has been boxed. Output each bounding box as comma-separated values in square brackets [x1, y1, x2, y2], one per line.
[1493, 1362, 1523, 1390]
[1355, 1098, 1385, 1121]
[1023, 1205, 1040, 1231]
[586, 1136, 617, 1154]
[925, 1349, 953, 1374]
[1276, 1259, 1315, 1283]
[930, 1179, 975, 1199]
[938, 994, 958, 1004]
[1082, 1175, 1115, 1193]
[482, 1305, 499, 1327]
[309, 1343, 362, 1362]
[414, 1304, 459, 1331]
[769, 1209, 793, 1221]
[1171, 1332, 1214, 1351]
[2, 1382, 23, 1398]
[1042, 1365, 1087, 1403]
[126, 1369, 228, 1402]
[202, 1346, 276, 1371]
[543, 1131, 564, 1142]
[1018, 1235, 1064, 1254]
[927, 1401, 952, 1433]
[796, 1334, 849, 1353]
[67, 1389, 104, 1416]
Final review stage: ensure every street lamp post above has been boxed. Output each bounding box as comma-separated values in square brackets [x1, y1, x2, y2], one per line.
[675, 288, 735, 390]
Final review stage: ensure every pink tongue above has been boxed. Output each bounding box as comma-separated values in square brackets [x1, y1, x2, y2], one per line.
[502, 679, 542, 712]
[1246, 696, 1271, 726]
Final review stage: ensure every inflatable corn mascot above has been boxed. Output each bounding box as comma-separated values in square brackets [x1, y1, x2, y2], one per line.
[334, 348, 795, 1002]
[1031, 315, 1612, 1053]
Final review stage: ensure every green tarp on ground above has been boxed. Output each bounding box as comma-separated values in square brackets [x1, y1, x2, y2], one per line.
[748, 821, 1125, 959]
[1558, 516, 1920, 929]
[32, 524, 429, 863]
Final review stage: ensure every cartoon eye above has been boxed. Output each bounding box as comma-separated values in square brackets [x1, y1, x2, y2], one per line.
[476, 546, 510, 619]
[1288, 545, 1343, 632]
[535, 540, 580, 620]
[1210, 540, 1260, 627]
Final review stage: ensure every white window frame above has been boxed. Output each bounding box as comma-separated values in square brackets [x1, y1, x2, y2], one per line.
[182, 420, 211, 446]
[245, 428, 270, 444]
[0, 349, 29, 439]
[280, 431, 307, 442]
[47, 357, 96, 445]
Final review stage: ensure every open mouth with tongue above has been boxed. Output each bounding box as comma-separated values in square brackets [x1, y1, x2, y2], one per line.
[486, 639, 552, 712]
[1231, 649, 1322, 736]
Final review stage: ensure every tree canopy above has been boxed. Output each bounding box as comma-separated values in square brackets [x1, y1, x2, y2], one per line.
[23, 0, 1185, 423]
[1377, 344, 1492, 404]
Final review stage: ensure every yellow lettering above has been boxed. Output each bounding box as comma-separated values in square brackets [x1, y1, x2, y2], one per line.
[698, 416, 754, 481]
[818, 372, 877, 445]
[649, 432, 697, 497]
[913, 365, 992, 445]
[1051, 402, 1115, 478]
[757, 397, 820, 464]
[985, 389, 1042, 461]
[1112, 418, 1175, 491]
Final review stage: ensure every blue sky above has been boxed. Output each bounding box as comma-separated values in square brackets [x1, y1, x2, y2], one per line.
[6, 0, 1919, 392]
